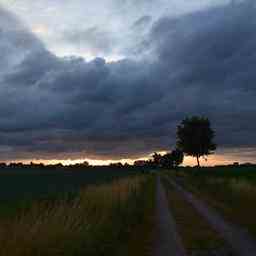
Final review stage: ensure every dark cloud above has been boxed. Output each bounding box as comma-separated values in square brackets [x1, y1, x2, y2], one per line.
[147, 1, 256, 146]
[0, 1, 256, 161]
[0, 8, 43, 75]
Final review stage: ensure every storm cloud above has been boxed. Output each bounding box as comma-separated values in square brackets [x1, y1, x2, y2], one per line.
[0, 1, 256, 161]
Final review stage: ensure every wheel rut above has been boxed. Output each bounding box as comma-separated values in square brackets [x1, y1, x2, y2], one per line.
[153, 176, 187, 256]
[168, 178, 256, 256]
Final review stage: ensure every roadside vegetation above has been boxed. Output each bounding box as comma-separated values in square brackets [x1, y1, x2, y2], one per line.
[175, 166, 256, 239]
[0, 175, 155, 256]
[161, 175, 230, 255]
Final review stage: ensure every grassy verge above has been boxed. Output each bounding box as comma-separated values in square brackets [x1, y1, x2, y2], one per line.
[179, 171, 256, 238]
[162, 176, 228, 255]
[0, 175, 155, 256]
[119, 176, 156, 256]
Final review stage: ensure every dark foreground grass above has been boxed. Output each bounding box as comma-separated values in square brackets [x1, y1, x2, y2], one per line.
[179, 166, 256, 182]
[0, 167, 140, 202]
[162, 176, 229, 255]
[0, 167, 140, 219]
[118, 176, 156, 256]
[0, 175, 155, 256]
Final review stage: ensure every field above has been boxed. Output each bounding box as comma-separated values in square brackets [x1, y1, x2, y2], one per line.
[0, 165, 256, 255]
[0, 167, 155, 256]
[0, 167, 142, 201]
[0, 167, 143, 217]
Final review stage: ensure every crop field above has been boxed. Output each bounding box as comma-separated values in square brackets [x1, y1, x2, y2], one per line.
[180, 165, 256, 181]
[0, 166, 144, 218]
[0, 171, 155, 256]
[0, 167, 142, 201]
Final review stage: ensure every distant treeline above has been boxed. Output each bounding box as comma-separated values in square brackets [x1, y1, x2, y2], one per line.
[0, 162, 90, 170]
[0, 149, 184, 170]
[0, 160, 255, 170]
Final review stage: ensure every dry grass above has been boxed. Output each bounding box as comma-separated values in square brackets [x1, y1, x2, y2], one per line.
[0, 175, 155, 256]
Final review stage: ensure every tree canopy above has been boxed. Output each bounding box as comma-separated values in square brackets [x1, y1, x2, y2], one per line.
[152, 150, 184, 169]
[171, 148, 184, 168]
[176, 116, 216, 167]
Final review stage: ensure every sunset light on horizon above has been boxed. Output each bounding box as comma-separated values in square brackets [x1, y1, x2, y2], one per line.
[4, 148, 256, 167]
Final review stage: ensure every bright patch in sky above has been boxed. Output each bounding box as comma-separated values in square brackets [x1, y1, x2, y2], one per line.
[1, 0, 229, 61]
[11, 148, 256, 166]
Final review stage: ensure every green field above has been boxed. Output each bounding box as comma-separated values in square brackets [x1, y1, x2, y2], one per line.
[0, 167, 142, 201]
[0, 167, 144, 216]
[0, 168, 155, 256]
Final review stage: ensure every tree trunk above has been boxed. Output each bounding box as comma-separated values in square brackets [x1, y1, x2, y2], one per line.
[196, 155, 200, 167]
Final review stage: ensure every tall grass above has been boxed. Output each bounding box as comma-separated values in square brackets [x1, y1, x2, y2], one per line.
[177, 169, 256, 238]
[0, 175, 155, 256]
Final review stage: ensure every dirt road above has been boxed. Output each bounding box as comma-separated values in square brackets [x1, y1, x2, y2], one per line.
[154, 177, 187, 256]
[169, 178, 256, 256]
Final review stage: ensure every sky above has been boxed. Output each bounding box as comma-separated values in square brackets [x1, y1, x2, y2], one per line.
[0, 0, 256, 166]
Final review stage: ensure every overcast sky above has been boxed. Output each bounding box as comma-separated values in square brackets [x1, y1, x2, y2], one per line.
[0, 0, 255, 165]
[2, 0, 230, 60]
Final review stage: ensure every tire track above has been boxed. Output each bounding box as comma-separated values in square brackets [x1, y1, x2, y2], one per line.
[168, 178, 256, 256]
[154, 176, 187, 256]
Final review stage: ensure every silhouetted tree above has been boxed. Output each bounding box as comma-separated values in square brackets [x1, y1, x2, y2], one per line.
[171, 149, 184, 168]
[161, 153, 174, 169]
[176, 116, 216, 167]
[109, 162, 123, 168]
[152, 152, 163, 167]
[82, 161, 90, 167]
[0, 163, 7, 168]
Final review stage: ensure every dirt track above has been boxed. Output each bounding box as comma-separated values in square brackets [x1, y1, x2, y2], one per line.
[169, 178, 256, 256]
[153, 177, 187, 256]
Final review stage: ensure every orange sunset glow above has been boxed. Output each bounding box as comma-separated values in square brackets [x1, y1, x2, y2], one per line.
[7, 149, 256, 167]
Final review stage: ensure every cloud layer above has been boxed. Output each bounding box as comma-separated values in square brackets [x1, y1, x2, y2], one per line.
[0, 1, 256, 161]
[2, 0, 229, 60]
